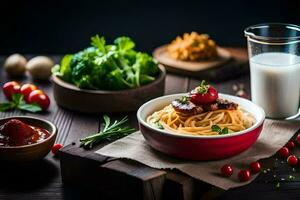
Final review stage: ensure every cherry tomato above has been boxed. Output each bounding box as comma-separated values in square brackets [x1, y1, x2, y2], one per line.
[190, 86, 218, 105]
[28, 90, 50, 111]
[52, 143, 63, 155]
[278, 147, 290, 158]
[249, 161, 261, 174]
[287, 155, 298, 166]
[20, 83, 38, 102]
[2, 81, 21, 100]
[220, 164, 233, 177]
[238, 169, 251, 182]
[286, 141, 295, 149]
[297, 134, 300, 145]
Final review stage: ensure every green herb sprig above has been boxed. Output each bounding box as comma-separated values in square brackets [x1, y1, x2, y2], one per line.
[211, 125, 229, 135]
[178, 96, 189, 104]
[80, 115, 135, 149]
[155, 120, 164, 129]
[0, 94, 42, 113]
[197, 80, 209, 94]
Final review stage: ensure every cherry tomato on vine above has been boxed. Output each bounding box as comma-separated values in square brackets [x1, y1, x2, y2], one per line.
[220, 164, 233, 177]
[20, 83, 38, 102]
[3, 81, 21, 100]
[28, 90, 50, 111]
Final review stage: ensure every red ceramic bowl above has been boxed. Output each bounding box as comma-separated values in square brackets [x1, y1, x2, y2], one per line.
[137, 93, 265, 160]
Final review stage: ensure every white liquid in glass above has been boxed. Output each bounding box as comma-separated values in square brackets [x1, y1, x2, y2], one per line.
[250, 52, 300, 118]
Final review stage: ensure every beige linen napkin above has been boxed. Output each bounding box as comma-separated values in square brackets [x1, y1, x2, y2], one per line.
[96, 119, 300, 190]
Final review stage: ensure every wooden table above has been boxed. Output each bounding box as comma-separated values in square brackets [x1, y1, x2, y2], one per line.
[0, 49, 299, 200]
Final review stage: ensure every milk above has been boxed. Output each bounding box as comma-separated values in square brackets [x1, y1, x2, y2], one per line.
[250, 52, 300, 118]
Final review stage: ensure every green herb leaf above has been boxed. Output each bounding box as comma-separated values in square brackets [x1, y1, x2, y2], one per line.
[91, 34, 106, 53]
[197, 80, 209, 94]
[179, 96, 189, 104]
[114, 36, 135, 51]
[155, 121, 164, 129]
[221, 127, 229, 135]
[80, 115, 135, 149]
[52, 54, 73, 81]
[211, 125, 229, 135]
[0, 94, 42, 113]
[103, 115, 111, 132]
[211, 125, 222, 133]
[0, 102, 14, 111]
[17, 103, 42, 113]
[12, 93, 23, 104]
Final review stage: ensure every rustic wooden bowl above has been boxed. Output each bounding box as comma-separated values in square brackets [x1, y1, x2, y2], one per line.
[0, 116, 57, 162]
[52, 65, 166, 113]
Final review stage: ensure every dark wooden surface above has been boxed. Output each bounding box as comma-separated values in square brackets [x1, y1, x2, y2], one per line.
[0, 49, 299, 200]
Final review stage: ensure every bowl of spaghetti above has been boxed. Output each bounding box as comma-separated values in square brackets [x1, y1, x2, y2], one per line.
[137, 83, 265, 160]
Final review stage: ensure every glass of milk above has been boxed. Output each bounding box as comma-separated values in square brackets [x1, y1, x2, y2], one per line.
[245, 23, 300, 119]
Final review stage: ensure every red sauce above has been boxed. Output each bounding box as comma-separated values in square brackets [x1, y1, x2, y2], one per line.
[0, 119, 50, 147]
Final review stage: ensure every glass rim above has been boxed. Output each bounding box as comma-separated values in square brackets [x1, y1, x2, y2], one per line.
[244, 23, 300, 42]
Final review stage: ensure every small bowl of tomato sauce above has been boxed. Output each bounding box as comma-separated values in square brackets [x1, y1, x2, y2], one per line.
[0, 116, 57, 162]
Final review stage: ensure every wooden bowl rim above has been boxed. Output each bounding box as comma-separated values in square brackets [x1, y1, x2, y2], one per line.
[0, 116, 57, 149]
[52, 64, 166, 94]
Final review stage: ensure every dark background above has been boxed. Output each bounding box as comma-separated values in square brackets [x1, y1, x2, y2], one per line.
[0, 0, 299, 54]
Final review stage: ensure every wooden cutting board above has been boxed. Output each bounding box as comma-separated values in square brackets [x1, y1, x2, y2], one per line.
[154, 46, 248, 81]
[153, 45, 232, 73]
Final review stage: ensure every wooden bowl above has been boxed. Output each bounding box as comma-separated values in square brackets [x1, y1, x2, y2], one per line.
[52, 65, 166, 113]
[0, 116, 57, 162]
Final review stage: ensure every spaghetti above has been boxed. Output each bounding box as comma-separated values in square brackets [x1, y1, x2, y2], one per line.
[147, 104, 255, 136]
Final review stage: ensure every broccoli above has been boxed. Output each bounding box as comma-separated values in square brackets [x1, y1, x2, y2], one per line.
[53, 35, 159, 90]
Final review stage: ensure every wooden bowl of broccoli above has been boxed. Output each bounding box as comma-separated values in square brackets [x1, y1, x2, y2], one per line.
[51, 35, 166, 113]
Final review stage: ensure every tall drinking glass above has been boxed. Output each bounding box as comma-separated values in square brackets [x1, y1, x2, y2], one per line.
[244, 23, 300, 118]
